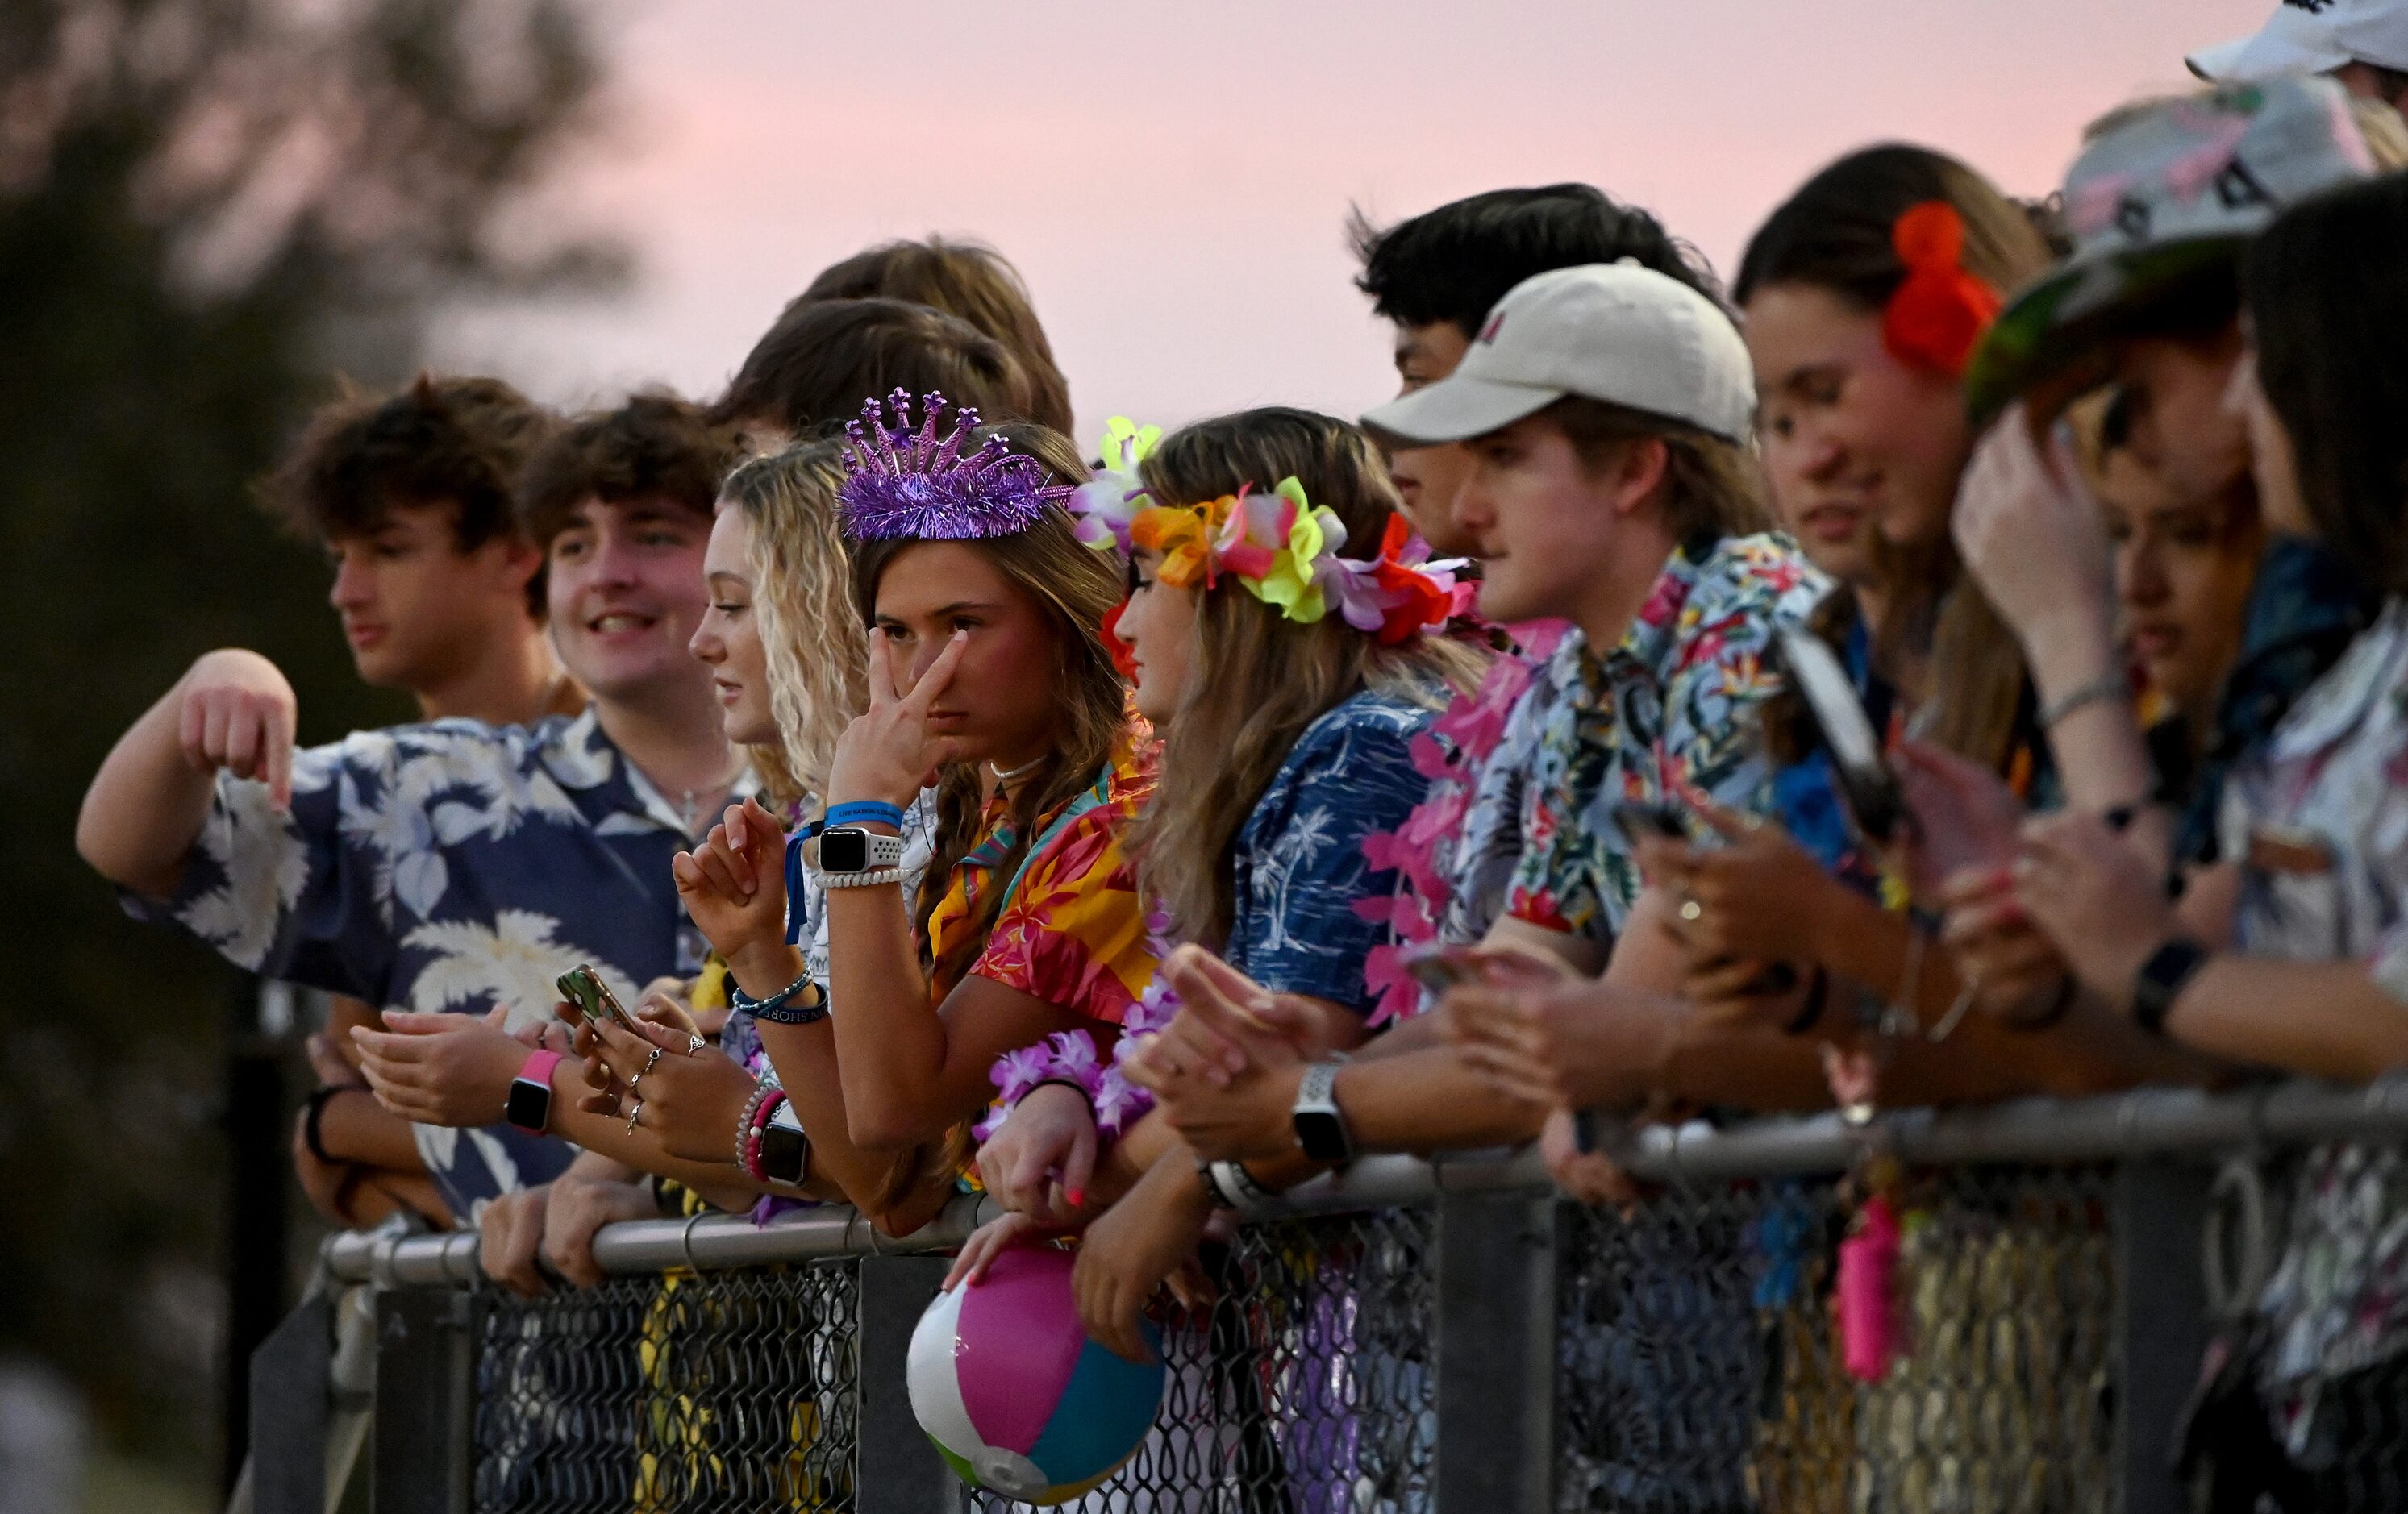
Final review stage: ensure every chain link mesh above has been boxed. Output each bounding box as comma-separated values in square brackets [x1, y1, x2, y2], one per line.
[1555, 1163, 2117, 1514]
[473, 1262, 858, 1513]
[420, 1152, 2408, 1513]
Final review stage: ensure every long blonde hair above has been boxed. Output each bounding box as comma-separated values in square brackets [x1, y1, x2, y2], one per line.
[1130, 408, 1487, 949]
[721, 441, 863, 811]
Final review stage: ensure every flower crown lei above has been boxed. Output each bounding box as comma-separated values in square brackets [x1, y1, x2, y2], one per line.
[1067, 417, 1467, 645]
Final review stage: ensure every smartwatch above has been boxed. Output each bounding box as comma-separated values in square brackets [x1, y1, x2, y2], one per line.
[757, 1099, 810, 1187]
[1290, 1060, 1354, 1163]
[505, 1049, 565, 1134]
[2132, 938, 2211, 1038]
[820, 826, 906, 875]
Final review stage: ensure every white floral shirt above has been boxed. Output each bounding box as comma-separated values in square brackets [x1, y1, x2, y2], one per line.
[124, 705, 746, 1217]
[2219, 599, 2408, 1440]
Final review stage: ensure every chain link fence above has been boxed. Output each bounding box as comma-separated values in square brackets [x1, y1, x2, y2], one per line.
[254, 1079, 2408, 1514]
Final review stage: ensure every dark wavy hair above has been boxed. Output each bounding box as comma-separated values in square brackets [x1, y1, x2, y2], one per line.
[1350, 183, 1719, 337]
[2248, 171, 2408, 594]
[262, 373, 556, 613]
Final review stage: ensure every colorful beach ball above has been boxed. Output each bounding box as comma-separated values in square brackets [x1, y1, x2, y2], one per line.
[907, 1246, 1165, 1504]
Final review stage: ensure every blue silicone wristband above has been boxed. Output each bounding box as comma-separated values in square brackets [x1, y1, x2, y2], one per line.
[826, 801, 905, 830]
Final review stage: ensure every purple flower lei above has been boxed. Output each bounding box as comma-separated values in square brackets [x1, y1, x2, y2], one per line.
[836, 389, 1072, 542]
[972, 907, 1182, 1145]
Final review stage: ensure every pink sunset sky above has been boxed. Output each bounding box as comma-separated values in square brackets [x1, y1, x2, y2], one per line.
[427, 0, 2279, 443]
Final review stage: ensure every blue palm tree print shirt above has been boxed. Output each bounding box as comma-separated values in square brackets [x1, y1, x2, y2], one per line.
[121, 705, 736, 1218]
[1225, 688, 1439, 1015]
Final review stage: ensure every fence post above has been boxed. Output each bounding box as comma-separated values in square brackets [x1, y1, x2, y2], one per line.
[1435, 1189, 1556, 1513]
[2113, 1157, 2213, 1514]
[856, 1254, 954, 1514]
[248, 1294, 329, 1514]
[372, 1288, 476, 1514]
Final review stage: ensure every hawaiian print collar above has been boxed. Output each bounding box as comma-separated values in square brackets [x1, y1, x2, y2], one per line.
[574, 706, 761, 841]
[1569, 539, 1711, 706]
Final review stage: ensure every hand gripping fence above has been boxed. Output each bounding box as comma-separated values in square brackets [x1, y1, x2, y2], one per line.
[244, 1075, 2408, 1514]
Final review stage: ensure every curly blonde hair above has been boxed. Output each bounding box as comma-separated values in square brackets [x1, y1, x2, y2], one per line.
[720, 440, 863, 809]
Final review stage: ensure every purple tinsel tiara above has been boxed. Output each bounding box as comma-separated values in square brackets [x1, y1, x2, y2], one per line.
[836, 389, 1072, 541]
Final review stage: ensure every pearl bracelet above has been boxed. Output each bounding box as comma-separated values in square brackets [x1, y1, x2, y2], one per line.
[822, 867, 909, 889]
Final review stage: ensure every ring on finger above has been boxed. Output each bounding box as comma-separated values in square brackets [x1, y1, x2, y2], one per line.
[626, 1099, 644, 1134]
[642, 1046, 664, 1076]
[685, 1034, 706, 1056]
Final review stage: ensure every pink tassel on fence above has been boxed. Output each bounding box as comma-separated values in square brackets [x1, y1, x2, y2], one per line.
[1836, 1194, 1901, 1382]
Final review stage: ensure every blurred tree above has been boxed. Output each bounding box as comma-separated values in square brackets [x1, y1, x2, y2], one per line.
[0, 0, 622, 1483]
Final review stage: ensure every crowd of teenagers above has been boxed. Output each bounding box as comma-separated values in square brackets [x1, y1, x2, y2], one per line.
[69, 4, 2408, 1499]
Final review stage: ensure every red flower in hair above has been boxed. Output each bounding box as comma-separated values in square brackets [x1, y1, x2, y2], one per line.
[1365, 514, 1457, 645]
[1881, 202, 2002, 380]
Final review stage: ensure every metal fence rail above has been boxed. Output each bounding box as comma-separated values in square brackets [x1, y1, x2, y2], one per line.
[252, 1076, 2408, 1514]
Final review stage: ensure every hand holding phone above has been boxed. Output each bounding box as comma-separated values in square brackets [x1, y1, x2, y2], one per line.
[556, 965, 644, 1038]
[1774, 625, 1905, 845]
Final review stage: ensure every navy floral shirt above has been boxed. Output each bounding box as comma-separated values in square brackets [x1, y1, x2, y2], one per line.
[1225, 688, 1438, 1015]
[123, 705, 738, 1217]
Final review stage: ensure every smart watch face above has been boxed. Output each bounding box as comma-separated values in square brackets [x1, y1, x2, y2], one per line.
[759, 1100, 809, 1185]
[821, 826, 870, 874]
[504, 1077, 552, 1134]
[1294, 1109, 1350, 1164]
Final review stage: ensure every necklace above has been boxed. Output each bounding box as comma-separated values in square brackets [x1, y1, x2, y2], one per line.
[990, 754, 1046, 786]
[677, 754, 748, 834]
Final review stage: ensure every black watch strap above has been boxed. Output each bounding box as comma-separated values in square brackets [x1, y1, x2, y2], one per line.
[2132, 938, 2210, 1038]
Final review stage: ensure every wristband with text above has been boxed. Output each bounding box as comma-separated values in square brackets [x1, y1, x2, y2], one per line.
[825, 801, 906, 830]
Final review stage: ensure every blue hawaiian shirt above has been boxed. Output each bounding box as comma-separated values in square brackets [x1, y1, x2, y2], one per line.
[122, 705, 739, 1218]
[1225, 688, 1438, 1016]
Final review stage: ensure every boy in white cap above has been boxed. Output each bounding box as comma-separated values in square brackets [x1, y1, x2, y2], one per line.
[2189, 0, 2408, 114]
[1128, 262, 1827, 1176]
[1360, 261, 1823, 974]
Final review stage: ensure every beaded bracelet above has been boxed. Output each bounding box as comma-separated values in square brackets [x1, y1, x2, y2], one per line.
[731, 971, 827, 1026]
[823, 867, 909, 890]
[739, 1088, 790, 1183]
[732, 1079, 776, 1171]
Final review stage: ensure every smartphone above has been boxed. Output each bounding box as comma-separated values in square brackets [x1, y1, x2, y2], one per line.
[556, 965, 644, 1037]
[1773, 624, 1906, 844]
[1610, 801, 1690, 850]
[1401, 940, 1480, 999]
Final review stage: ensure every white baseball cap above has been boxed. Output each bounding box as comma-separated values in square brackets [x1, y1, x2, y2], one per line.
[2189, 0, 2408, 80]
[1359, 261, 1754, 447]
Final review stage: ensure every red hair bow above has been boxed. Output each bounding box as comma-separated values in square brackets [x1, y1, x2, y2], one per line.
[1881, 202, 2002, 380]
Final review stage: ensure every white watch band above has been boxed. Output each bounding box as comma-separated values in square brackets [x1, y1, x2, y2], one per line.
[1208, 1158, 1276, 1211]
[822, 867, 909, 889]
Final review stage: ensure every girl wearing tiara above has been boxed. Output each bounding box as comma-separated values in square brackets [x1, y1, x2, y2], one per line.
[950, 409, 1482, 1361]
[671, 394, 1156, 1227]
